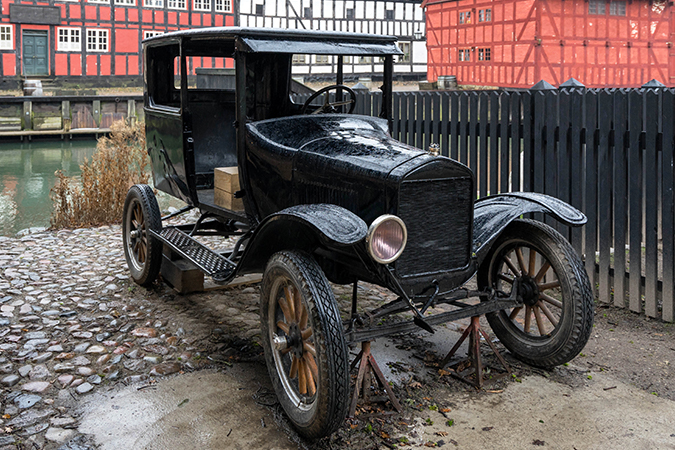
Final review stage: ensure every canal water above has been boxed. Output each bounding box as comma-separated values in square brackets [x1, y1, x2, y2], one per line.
[0, 139, 185, 237]
[0, 139, 97, 237]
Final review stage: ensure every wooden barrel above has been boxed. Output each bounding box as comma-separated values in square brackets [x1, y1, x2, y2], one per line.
[437, 75, 458, 90]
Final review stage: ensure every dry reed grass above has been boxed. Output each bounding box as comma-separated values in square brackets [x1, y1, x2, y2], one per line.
[51, 120, 149, 228]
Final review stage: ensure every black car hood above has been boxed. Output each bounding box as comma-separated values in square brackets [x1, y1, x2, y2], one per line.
[247, 114, 426, 175]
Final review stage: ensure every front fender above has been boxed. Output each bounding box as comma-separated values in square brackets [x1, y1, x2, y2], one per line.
[236, 204, 367, 274]
[473, 192, 586, 262]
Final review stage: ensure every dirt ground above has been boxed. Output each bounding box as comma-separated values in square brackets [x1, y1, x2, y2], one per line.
[75, 279, 675, 449]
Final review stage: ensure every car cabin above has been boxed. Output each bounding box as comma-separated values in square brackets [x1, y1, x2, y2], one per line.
[142, 27, 402, 223]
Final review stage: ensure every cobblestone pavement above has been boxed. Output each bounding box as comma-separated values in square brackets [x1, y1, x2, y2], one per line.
[0, 224, 396, 449]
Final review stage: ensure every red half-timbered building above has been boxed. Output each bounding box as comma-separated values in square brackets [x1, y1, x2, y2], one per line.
[0, 0, 235, 88]
[423, 0, 673, 88]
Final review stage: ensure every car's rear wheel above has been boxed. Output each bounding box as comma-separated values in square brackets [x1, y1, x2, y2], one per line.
[260, 251, 349, 439]
[123, 184, 163, 287]
[478, 219, 594, 368]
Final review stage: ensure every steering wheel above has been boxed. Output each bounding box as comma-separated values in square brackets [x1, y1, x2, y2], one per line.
[301, 84, 357, 115]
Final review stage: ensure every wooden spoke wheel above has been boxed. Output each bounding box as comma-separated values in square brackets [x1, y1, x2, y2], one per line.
[122, 184, 162, 287]
[478, 219, 594, 368]
[260, 251, 349, 440]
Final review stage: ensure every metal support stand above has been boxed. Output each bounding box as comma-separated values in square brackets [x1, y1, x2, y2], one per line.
[440, 316, 512, 389]
[349, 341, 403, 417]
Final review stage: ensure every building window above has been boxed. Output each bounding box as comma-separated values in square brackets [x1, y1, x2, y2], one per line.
[343, 55, 352, 64]
[359, 56, 372, 64]
[0, 26, 12, 50]
[58, 28, 81, 51]
[114, 0, 135, 5]
[385, 9, 394, 19]
[346, 8, 354, 19]
[478, 48, 491, 61]
[315, 55, 330, 64]
[304, 7, 312, 18]
[89, 0, 109, 3]
[193, 0, 210, 10]
[459, 11, 471, 24]
[458, 48, 471, 62]
[168, 0, 186, 9]
[609, 0, 626, 15]
[397, 42, 410, 63]
[255, 4, 264, 15]
[144, 0, 163, 7]
[214, 0, 231, 11]
[478, 8, 491, 22]
[589, 0, 606, 14]
[292, 54, 306, 64]
[143, 30, 164, 39]
[86, 29, 109, 52]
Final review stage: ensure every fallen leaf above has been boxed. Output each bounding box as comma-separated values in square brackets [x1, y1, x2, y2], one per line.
[424, 442, 437, 448]
[438, 369, 452, 376]
[1, 414, 9, 420]
[439, 408, 451, 413]
[380, 431, 390, 439]
[533, 439, 546, 446]
[482, 426, 494, 431]
[409, 381, 422, 389]
[436, 431, 449, 437]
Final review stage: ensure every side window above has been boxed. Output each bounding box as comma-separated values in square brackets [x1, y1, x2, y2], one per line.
[146, 43, 181, 109]
[174, 56, 182, 89]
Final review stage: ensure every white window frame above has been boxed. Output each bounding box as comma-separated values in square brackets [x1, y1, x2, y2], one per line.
[315, 54, 330, 64]
[214, 0, 231, 12]
[0, 25, 12, 50]
[144, 0, 164, 7]
[292, 54, 307, 64]
[397, 42, 410, 63]
[58, 27, 81, 52]
[143, 30, 164, 39]
[609, 0, 626, 15]
[168, 0, 186, 9]
[193, 0, 211, 10]
[88, 0, 110, 4]
[86, 29, 109, 52]
[114, 0, 135, 5]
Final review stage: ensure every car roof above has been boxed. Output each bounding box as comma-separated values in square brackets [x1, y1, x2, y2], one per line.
[143, 27, 403, 56]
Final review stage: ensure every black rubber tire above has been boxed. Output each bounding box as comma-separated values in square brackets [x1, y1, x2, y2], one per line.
[477, 219, 594, 369]
[260, 251, 349, 440]
[122, 184, 163, 287]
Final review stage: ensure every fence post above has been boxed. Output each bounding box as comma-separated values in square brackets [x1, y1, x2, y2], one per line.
[528, 80, 556, 222]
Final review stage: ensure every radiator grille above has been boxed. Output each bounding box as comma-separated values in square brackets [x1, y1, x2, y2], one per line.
[396, 177, 473, 277]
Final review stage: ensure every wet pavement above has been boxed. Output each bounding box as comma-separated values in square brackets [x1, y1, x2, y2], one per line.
[2, 224, 675, 449]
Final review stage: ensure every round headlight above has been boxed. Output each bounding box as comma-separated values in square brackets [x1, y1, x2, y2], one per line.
[366, 215, 407, 264]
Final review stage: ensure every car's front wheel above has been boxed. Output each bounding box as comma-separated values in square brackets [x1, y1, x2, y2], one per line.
[478, 219, 594, 369]
[260, 251, 349, 439]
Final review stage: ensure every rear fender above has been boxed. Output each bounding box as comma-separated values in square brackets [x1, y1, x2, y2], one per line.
[236, 204, 367, 274]
[473, 192, 586, 263]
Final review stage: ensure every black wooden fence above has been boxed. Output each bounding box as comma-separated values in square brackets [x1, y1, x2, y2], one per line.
[298, 84, 675, 322]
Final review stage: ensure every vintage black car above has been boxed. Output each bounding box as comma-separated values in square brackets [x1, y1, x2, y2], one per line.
[123, 27, 594, 439]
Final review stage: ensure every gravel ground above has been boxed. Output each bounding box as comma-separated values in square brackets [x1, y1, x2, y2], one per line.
[0, 223, 672, 449]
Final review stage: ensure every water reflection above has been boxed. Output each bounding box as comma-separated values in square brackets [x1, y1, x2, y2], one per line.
[0, 140, 97, 236]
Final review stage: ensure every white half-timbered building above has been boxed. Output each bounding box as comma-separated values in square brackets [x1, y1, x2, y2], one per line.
[237, 0, 427, 81]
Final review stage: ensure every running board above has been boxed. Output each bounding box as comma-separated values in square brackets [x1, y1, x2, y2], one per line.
[151, 227, 236, 283]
